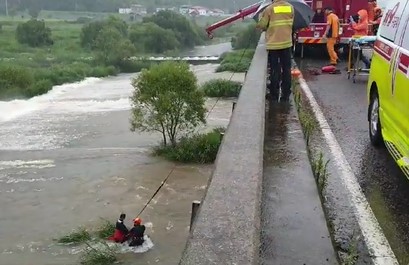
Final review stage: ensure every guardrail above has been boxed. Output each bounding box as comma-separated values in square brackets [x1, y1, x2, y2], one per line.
[179, 35, 267, 265]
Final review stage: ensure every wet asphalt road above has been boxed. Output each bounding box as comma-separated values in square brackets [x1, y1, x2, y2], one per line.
[297, 55, 409, 264]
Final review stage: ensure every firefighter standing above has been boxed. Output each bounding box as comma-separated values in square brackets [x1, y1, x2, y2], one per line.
[367, 0, 377, 22]
[323, 7, 340, 66]
[370, 7, 382, 35]
[257, 0, 294, 102]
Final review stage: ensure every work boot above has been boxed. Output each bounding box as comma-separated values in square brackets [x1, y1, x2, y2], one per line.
[280, 94, 290, 102]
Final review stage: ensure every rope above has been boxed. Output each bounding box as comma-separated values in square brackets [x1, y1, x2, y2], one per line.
[136, 40, 252, 218]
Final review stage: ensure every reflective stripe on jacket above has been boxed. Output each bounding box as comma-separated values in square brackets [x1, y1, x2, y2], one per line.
[257, 0, 294, 50]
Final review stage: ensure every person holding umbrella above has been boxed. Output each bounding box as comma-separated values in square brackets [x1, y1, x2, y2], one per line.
[256, 0, 294, 102]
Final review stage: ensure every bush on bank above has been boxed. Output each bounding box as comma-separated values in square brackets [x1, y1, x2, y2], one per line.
[0, 63, 118, 99]
[201, 79, 242, 98]
[154, 128, 225, 164]
[216, 49, 255, 73]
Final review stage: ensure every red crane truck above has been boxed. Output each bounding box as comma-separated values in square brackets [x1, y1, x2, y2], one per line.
[205, 0, 370, 58]
[296, 0, 369, 57]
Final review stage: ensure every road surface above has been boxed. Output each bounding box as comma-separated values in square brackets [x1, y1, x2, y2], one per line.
[298, 57, 409, 264]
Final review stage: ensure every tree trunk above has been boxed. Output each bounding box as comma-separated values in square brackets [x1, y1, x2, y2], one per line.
[162, 132, 167, 146]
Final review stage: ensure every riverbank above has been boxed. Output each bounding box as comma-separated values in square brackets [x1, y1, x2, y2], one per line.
[0, 14, 236, 100]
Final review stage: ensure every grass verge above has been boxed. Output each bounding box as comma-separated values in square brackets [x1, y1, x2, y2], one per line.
[153, 128, 225, 164]
[292, 76, 354, 262]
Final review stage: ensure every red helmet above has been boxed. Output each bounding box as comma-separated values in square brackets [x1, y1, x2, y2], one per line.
[133, 217, 142, 225]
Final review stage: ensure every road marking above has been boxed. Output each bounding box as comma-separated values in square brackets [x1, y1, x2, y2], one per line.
[297, 76, 399, 264]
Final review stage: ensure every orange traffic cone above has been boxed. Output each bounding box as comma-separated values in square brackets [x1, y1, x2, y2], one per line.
[291, 69, 302, 78]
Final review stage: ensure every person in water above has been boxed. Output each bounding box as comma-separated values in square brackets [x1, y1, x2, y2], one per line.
[128, 217, 146, 247]
[109, 213, 129, 243]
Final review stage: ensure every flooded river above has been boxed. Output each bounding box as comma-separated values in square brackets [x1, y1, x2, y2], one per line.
[0, 43, 245, 265]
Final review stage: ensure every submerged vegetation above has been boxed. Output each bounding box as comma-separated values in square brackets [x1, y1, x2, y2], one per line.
[96, 219, 116, 240]
[201, 79, 242, 97]
[154, 128, 225, 163]
[56, 220, 119, 265]
[80, 242, 117, 265]
[216, 49, 255, 73]
[57, 227, 92, 244]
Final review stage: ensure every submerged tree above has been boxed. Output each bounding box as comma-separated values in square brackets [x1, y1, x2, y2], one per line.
[130, 61, 206, 146]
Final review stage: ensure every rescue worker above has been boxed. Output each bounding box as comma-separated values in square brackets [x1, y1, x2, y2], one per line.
[367, 0, 377, 23]
[370, 7, 382, 35]
[128, 217, 146, 247]
[351, 9, 369, 36]
[312, 8, 325, 23]
[256, 0, 294, 102]
[322, 7, 340, 66]
[351, 9, 371, 69]
[109, 213, 129, 243]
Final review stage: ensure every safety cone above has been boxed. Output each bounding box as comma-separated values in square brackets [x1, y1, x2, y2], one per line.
[291, 68, 302, 78]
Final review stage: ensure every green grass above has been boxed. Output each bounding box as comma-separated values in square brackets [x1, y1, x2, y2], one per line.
[201, 79, 242, 97]
[154, 128, 225, 163]
[0, 19, 120, 99]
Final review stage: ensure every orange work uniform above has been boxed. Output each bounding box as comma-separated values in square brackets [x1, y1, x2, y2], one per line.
[326, 12, 340, 65]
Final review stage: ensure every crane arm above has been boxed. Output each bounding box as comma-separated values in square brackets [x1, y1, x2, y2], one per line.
[205, 1, 263, 38]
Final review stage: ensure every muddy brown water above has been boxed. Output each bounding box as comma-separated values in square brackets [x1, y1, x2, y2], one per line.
[0, 57, 245, 264]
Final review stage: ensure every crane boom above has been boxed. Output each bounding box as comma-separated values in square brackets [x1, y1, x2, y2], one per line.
[205, 1, 263, 38]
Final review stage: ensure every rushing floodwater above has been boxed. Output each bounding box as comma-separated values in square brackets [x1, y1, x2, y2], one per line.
[0, 43, 245, 265]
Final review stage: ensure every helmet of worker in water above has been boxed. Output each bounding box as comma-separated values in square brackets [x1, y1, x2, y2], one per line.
[133, 218, 142, 225]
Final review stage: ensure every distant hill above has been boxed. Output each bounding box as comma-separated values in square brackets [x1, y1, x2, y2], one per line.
[1, 0, 260, 14]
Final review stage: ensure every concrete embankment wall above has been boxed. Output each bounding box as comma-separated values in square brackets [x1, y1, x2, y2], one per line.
[179, 36, 267, 264]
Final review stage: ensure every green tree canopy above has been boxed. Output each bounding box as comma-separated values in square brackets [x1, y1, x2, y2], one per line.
[143, 10, 203, 48]
[94, 26, 135, 65]
[130, 61, 206, 146]
[129, 22, 180, 54]
[16, 19, 53, 47]
[80, 16, 128, 49]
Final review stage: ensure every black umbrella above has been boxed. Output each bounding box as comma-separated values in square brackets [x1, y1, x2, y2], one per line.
[253, 0, 314, 30]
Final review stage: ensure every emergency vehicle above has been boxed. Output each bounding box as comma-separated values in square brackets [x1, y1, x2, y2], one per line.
[295, 0, 368, 57]
[367, 0, 409, 177]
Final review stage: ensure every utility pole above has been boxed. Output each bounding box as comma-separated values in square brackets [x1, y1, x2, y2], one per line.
[5, 0, 8, 16]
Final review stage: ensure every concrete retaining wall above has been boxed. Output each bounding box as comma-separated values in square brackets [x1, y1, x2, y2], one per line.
[179, 36, 267, 265]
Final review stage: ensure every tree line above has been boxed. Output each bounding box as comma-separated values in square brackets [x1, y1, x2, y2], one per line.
[17, 10, 207, 61]
[1, 0, 257, 14]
